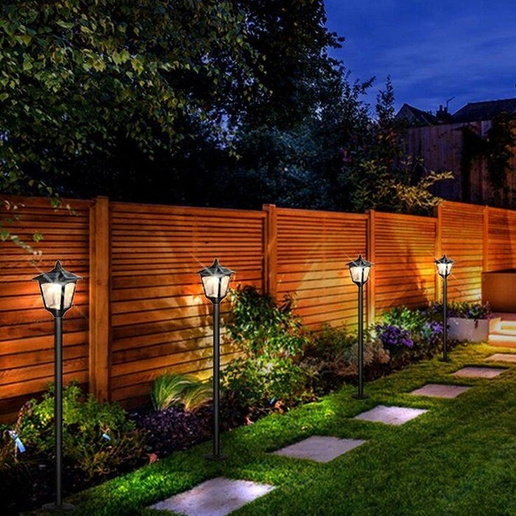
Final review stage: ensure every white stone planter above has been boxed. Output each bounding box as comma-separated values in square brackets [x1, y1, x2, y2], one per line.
[447, 317, 500, 342]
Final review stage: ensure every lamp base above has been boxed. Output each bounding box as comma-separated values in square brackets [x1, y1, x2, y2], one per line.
[42, 502, 75, 513]
[352, 393, 369, 400]
[204, 453, 227, 462]
[438, 357, 451, 363]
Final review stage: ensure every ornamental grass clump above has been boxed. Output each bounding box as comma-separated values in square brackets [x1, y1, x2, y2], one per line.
[151, 374, 211, 412]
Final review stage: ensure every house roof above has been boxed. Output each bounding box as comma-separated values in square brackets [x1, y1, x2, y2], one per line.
[452, 98, 516, 123]
[395, 103, 438, 125]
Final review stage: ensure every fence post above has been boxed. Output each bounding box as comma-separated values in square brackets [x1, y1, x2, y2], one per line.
[366, 209, 376, 325]
[89, 196, 110, 401]
[262, 204, 278, 299]
[483, 206, 489, 272]
[435, 203, 443, 301]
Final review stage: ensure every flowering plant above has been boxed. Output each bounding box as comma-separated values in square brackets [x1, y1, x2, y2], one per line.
[375, 324, 414, 348]
[425, 301, 493, 321]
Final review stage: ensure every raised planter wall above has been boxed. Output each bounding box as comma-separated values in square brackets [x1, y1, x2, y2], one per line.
[448, 317, 501, 342]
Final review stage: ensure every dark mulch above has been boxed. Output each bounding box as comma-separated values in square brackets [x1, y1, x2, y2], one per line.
[130, 405, 214, 458]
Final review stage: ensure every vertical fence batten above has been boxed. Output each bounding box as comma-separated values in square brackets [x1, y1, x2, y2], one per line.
[2, 196, 516, 421]
[89, 196, 111, 401]
[263, 204, 278, 299]
[366, 210, 376, 325]
[483, 206, 489, 272]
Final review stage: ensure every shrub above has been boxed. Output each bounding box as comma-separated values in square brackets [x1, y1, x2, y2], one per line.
[152, 374, 211, 412]
[222, 286, 311, 416]
[375, 306, 443, 365]
[225, 285, 307, 357]
[427, 301, 493, 320]
[15, 383, 145, 481]
[302, 324, 389, 393]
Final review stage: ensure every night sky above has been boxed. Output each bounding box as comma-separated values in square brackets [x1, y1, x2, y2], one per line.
[324, 0, 516, 115]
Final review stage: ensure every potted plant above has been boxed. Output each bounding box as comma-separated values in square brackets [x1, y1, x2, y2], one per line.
[438, 301, 499, 342]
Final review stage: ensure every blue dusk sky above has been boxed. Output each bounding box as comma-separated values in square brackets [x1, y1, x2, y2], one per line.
[324, 0, 516, 115]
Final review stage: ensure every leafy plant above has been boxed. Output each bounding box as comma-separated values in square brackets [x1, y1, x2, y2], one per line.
[375, 306, 444, 365]
[302, 324, 389, 393]
[226, 285, 308, 358]
[222, 286, 311, 415]
[16, 383, 145, 480]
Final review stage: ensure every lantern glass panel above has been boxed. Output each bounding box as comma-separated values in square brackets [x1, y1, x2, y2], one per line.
[349, 265, 370, 285]
[436, 262, 452, 278]
[201, 275, 230, 302]
[41, 282, 76, 312]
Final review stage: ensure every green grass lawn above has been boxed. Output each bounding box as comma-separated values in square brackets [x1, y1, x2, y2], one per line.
[65, 343, 516, 516]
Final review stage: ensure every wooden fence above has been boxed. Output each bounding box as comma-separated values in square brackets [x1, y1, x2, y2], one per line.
[1, 196, 516, 422]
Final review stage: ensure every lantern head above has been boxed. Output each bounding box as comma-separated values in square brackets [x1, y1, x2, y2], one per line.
[198, 259, 234, 304]
[435, 255, 454, 278]
[347, 255, 373, 286]
[33, 261, 81, 317]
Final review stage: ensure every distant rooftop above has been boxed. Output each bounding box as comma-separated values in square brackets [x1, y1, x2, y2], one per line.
[395, 103, 438, 125]
[452, 98, 516, 123]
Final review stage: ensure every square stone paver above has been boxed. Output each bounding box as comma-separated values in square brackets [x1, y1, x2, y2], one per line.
[453, 366, 507, 378]
[486, 353, 516, 364]
[410, 383, 471, 398]
[273, 436, 366, 463]
[150, 477, 274, 516]
[354, 405, 428, 425]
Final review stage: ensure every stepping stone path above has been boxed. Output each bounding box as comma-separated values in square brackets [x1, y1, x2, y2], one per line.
[150, 477, 274, 516]
[486, 353, 516, 363]
[273, 436, 366, 463]
[453, 366, 507, 378]
[150, 355, 516, 515]
[354, 405, 428, 425]
[410, 383, 471, 398]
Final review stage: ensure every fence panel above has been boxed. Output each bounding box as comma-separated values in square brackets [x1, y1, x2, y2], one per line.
[374, 212, 437, 315]
[109, 202, 266, 407]
[440, 201, 485, 302]
[275, 208, 368, 330]
[0, 197, 91, 422]
[3, 195, 516, 421]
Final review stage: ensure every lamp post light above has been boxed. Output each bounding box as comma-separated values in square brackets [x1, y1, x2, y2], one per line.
[347, 255, 373, 399]
[33, 261, 81, 512]
[435, 255, 454, 362]
[198, 258, 234, 460]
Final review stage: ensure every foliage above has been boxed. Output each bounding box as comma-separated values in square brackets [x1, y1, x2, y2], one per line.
[222, 286, 310, 413]
[15, 383, 145, 480]
[427, 301, 493, 321]
[376, 324, 414, 349]
[225, 285, 308, 358]
[151, 373, 212, 413]
[0, 0, 258, 197]
[343, 78, 453, 215]
[375, 306, 443, 365]
[302, 324, 389, 393]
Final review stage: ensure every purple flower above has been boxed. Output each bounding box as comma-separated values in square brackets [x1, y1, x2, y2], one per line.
[376, 324, 414, 348]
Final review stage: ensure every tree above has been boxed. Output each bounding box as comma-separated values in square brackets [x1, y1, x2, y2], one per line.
[0, 0, 259, 197]
[340, 77, 453, 215]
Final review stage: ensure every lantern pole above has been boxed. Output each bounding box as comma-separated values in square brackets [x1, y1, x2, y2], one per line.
[347, 255, 372, 400]
[198, 259, 234, 461]
[34, 261, 80, 512]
